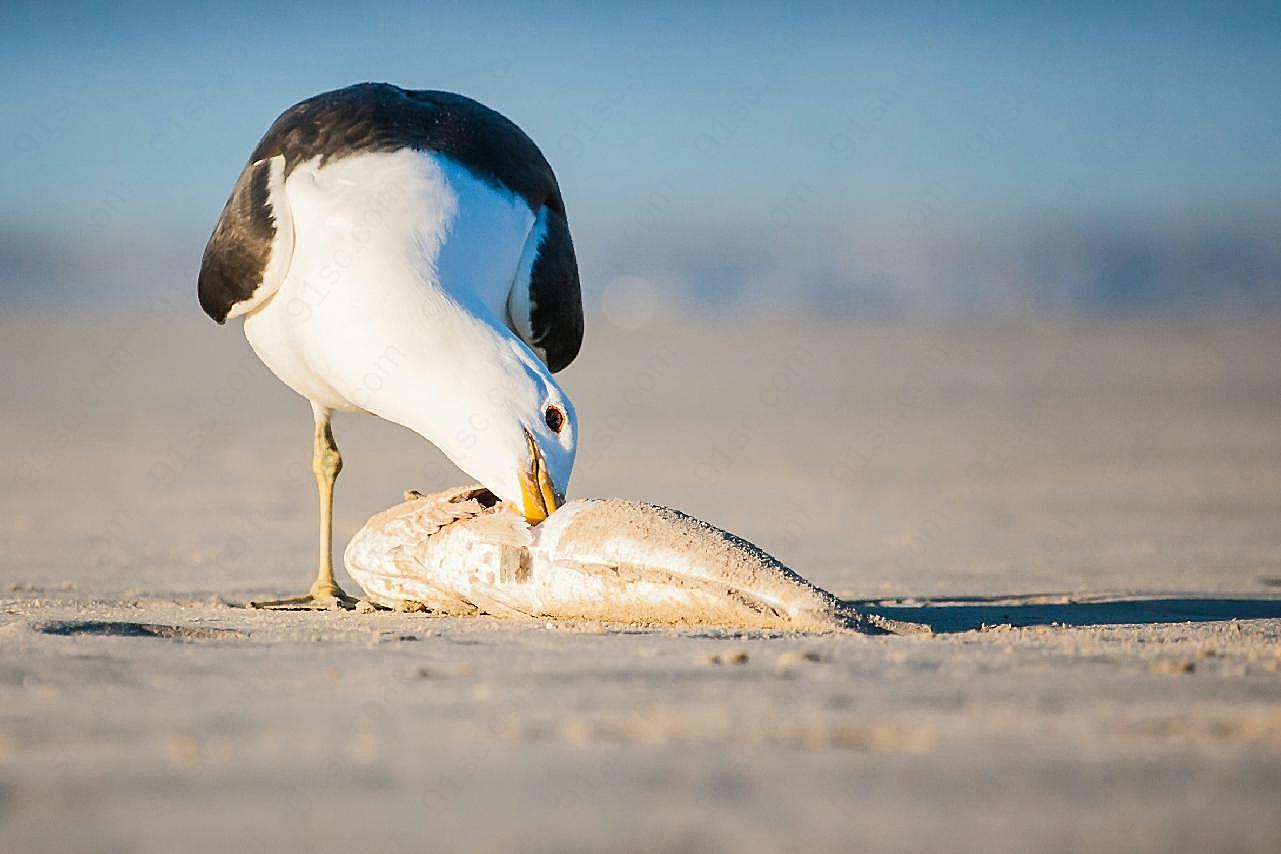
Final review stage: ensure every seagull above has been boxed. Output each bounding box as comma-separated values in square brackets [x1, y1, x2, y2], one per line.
[197, 83, 583, 608]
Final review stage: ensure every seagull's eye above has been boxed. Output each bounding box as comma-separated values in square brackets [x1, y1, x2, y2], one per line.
[544, 405, 565, 434]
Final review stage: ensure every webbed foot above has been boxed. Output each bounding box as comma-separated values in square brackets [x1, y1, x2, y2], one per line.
[249, 579, 359, 610]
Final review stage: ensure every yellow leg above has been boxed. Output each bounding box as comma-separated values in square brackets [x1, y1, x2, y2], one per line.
[250, 407, 358, 610]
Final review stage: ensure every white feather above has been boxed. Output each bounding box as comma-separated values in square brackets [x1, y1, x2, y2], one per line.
[243, 149, 534, 407]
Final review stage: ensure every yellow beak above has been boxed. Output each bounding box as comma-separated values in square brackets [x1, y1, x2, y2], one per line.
[518, 429, 561, 524]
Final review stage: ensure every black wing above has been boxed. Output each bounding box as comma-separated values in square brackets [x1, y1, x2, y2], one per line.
[508, 205, 584, 373]
[197, 154, 292, 323]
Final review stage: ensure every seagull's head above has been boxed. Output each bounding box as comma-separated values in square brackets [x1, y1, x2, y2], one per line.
[423, 329, 577, 525]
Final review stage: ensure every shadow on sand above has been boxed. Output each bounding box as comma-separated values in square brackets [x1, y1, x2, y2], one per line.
[847, 595, 1281, 634]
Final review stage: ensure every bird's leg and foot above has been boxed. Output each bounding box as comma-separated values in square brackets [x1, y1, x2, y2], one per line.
[250, 407, 359, 610]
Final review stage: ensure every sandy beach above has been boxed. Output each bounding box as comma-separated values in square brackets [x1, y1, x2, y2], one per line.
[2, 312, 1280, 852]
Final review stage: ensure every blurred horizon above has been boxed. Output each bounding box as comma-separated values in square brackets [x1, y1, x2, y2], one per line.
[2, 1, 1280, 318]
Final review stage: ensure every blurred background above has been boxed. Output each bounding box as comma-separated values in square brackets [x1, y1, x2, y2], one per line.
[3, 1, 1280, 320]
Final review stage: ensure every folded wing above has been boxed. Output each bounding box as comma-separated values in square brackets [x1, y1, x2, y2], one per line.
[197, 154, 294, 323]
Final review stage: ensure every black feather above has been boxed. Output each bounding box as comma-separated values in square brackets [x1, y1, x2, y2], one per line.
[197, 158, 278, 323]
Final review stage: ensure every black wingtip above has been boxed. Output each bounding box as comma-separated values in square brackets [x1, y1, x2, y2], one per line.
[197, 267, 231, 323]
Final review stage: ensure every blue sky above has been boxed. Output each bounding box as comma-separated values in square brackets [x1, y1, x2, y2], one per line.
[2, 2, 1280, 312]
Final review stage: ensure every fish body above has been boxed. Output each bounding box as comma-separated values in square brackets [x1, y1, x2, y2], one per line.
[344, 486, 859, 631]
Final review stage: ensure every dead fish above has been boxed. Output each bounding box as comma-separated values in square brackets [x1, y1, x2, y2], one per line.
[344, 485, 872, 632]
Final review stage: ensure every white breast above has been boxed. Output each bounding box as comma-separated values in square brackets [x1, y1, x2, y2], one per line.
[242, 148, 536, 413]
